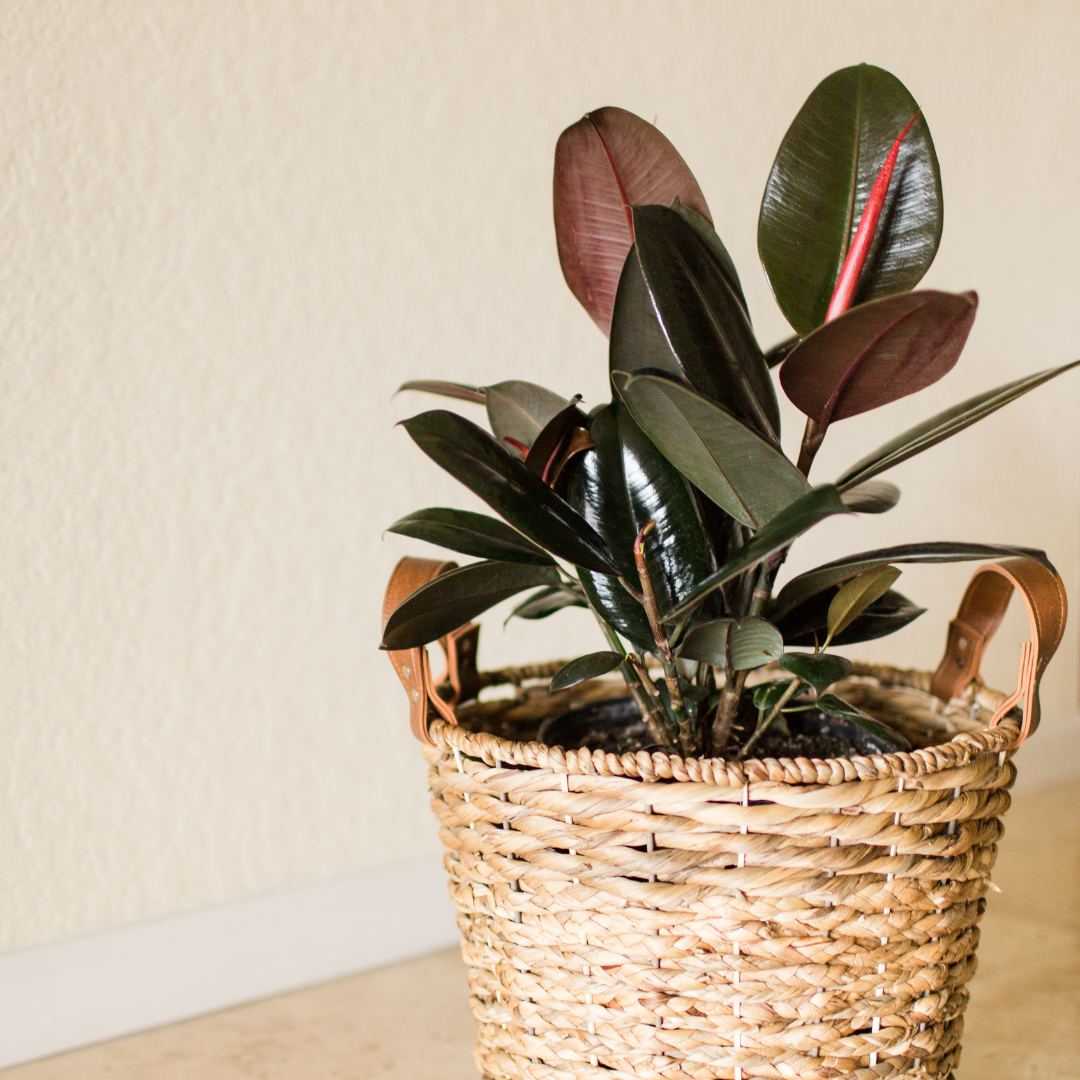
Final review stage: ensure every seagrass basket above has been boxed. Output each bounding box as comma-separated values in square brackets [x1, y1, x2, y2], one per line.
[383, 555, 1067, 1080]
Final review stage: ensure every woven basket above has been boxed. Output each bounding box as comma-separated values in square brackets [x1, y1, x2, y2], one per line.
[383, 556, 1067, 1079]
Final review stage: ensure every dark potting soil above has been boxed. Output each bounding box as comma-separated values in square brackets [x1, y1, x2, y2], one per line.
[536, 693, 893, 760]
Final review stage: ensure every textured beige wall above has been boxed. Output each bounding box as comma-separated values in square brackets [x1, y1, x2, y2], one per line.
[1, 0, 1077, 951]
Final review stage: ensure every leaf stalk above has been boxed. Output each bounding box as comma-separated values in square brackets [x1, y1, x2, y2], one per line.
[739, 678, 803, 760]
[635, 522, 696, 755]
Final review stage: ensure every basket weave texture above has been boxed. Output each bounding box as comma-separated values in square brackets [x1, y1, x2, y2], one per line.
[425, 662, 1022, 1080]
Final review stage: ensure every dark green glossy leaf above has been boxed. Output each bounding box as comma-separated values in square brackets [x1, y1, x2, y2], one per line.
[614, 205, 778, 441]
[780, 291, 977, 426]
[485, 381, 568, 453]
[613, 372, 809, 529]
[550, 651, 625, 692]
[505, 584, 587, 623]
[759, 64, 942, 336]
[837, 359, 1080, 490]
[668, 197, 748, 316]
[400, 411, 619, 575]
[566, 402, 710, 648]
[554, 107, 711, 336]
[815, 694, 912, 751]
[382, 561, 560, 649]
[386, 508, 555, 565]
[779, 653, 852, 696]
[764, 335, 800, 369]
[663, 486, 849, 622]
[774, 588, 925, 648]
[678, 617, 783, 671]
[396, 380, 486, 404]
[577, 572, 654, 648]
[840, 480, 900, 514]
[771, 542, 1054, 623]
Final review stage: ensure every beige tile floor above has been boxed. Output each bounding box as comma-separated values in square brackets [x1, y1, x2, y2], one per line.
[5, 780, 1079, 1080]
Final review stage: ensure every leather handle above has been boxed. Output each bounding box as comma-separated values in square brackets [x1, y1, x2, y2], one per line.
[930, 557, 1067, 743]
[381, 556, 482, 745]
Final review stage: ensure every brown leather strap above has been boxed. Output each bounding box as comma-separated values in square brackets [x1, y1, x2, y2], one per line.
[930, 557, 1067, 743]
[381, 557, 482, 745]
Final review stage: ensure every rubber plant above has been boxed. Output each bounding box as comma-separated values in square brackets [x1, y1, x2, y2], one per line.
[382, 63, 1076, 760]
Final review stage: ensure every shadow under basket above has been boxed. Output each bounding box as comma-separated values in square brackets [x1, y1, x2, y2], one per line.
[383, 556, 1067, 1080]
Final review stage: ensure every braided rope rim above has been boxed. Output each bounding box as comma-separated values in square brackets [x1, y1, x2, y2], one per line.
[437, 660, 1021, 786]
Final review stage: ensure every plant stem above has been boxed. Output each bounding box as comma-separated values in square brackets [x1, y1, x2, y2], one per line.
[625, 652, 677, 747]
[748, 561, 772, 618]
[796, 418, 826, 477]
[739, 678, 802, 760]
[711, 668, 746, 755]
[590, 608, 672, 749]
[635, 522, 696, 756]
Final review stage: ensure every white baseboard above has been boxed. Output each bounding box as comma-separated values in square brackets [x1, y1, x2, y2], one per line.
[0, 855, 458, 1070]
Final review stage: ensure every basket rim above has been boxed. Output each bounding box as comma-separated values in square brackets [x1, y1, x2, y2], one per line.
[434, 659, 1022, 788]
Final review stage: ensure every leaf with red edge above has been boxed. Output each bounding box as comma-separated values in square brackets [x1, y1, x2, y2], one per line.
[554, 106, 710, 336]
[780, 290, 978, 427]
[825, 112, 921, 322]
[485, 381, 568, 453]
[758, 64, 942, 336]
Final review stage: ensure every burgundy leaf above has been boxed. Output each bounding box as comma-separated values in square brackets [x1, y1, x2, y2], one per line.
[554, 107, 710, 336]
[523, 398, 588, 482]
[780, 290, 978, 427]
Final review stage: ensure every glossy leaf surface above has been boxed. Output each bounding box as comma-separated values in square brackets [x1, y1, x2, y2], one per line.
[567, 402, 710, 647]
[840, 480, 900, 514]
[668, 198, 748, 316]
[396, 380, 486, 404]
[780, 291, 978, 426]
[779, 653, 853, 696]
[759, 64, 942, 335]
[386, 508, 555, 565]
[382, 561, 559, 649]
[506, 584, 587, 623]
[554, 106, 710, 336]
[485, 381, 568, 453]
[826, 564, 901, 644]
[550, 651, 625, 692]
[837, 359, 1080, 490]
[663, 486, 849, 621]
[678, 617, 783, 670]
[774, 588, 925, 648]
[613, 373, 808, 528]
[771, 541, 1053, 622]
[815, 694, 912, 751]
[578, 572, 654, 647]
[614, 206, 778, 441]
[400, 411, 618, 574]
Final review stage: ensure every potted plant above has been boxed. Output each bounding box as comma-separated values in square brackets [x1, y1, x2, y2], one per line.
[381, 64, 1071, 1080]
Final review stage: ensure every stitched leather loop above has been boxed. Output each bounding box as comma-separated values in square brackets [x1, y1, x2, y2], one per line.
[381, 556, 481, 745]
[930, 557, 1067, 743]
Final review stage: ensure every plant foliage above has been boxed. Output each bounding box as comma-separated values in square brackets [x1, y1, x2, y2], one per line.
[382, 66, 1073, 760]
